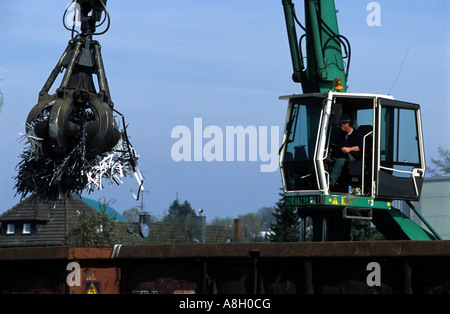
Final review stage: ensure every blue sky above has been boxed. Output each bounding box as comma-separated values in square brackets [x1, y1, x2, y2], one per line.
[0, 0, 449, 221]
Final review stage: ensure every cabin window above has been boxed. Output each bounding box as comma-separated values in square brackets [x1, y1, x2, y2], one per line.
[282, 97, 323, 191]
[380, 107, 420, 177]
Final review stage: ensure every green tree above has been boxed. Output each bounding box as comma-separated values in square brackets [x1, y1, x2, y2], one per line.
[123, 207, 140, 223]
[209, 216, 234, 228]
[164, 199, 196, 223]
[257, 206, 276, 231]
[158, 199, 197, 243]
[239, 212, 263, 242]
[67, 199, 124, 246]
[269, 190, 300, 242]
[208, 217, 234, 243]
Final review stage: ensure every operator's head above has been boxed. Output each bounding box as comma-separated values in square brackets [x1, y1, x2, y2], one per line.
[339, 114, 352, 131]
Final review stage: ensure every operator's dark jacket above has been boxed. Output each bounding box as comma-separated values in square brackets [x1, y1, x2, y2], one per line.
[336, 128, 364, 159]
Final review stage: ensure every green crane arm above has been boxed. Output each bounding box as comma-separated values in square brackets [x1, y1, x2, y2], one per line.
[281, 0, 350, 93]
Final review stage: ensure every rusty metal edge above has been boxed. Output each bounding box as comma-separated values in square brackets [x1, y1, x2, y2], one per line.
[114, 241, 450, 259]
[0, 241, 449, 261]
[0, 246, 113, 261]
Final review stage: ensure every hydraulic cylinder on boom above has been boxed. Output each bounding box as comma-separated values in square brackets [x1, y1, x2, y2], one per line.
[281, 0, 350, 93]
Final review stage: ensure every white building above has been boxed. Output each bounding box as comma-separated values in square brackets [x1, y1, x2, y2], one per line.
[412, 176, 450, 240]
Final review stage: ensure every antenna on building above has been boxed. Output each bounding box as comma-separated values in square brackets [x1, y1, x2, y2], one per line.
[130, 188, 150, 237]
[138, 189, 150, 237]
[137, 189, 150, 218]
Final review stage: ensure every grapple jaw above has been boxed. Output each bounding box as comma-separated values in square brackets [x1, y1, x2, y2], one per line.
[17, 35, 142, 202]
[27, 92, 120, 159]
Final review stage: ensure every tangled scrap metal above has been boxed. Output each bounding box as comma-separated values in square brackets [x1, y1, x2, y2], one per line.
[14, 111, 143, 202]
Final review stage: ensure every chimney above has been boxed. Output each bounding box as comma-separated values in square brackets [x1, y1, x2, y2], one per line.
[233, 218, 242, 243]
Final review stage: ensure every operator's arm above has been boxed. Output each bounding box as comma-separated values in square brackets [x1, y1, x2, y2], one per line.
[341, 146, 359, 153]
[340, 130, 363, 154]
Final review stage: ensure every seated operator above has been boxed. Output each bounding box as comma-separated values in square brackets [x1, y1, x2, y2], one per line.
[329, 114, 363, 188]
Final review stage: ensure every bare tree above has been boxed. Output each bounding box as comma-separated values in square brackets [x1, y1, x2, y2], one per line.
[429, 146, 450, 176]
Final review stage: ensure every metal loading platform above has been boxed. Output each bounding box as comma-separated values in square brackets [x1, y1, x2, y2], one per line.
[0, 241, 449, 294]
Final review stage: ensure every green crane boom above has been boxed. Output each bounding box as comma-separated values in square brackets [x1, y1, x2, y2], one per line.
[282, 0, 349, 93]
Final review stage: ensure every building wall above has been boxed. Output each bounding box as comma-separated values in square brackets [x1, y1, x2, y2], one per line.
[413, 176, 450, 240]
